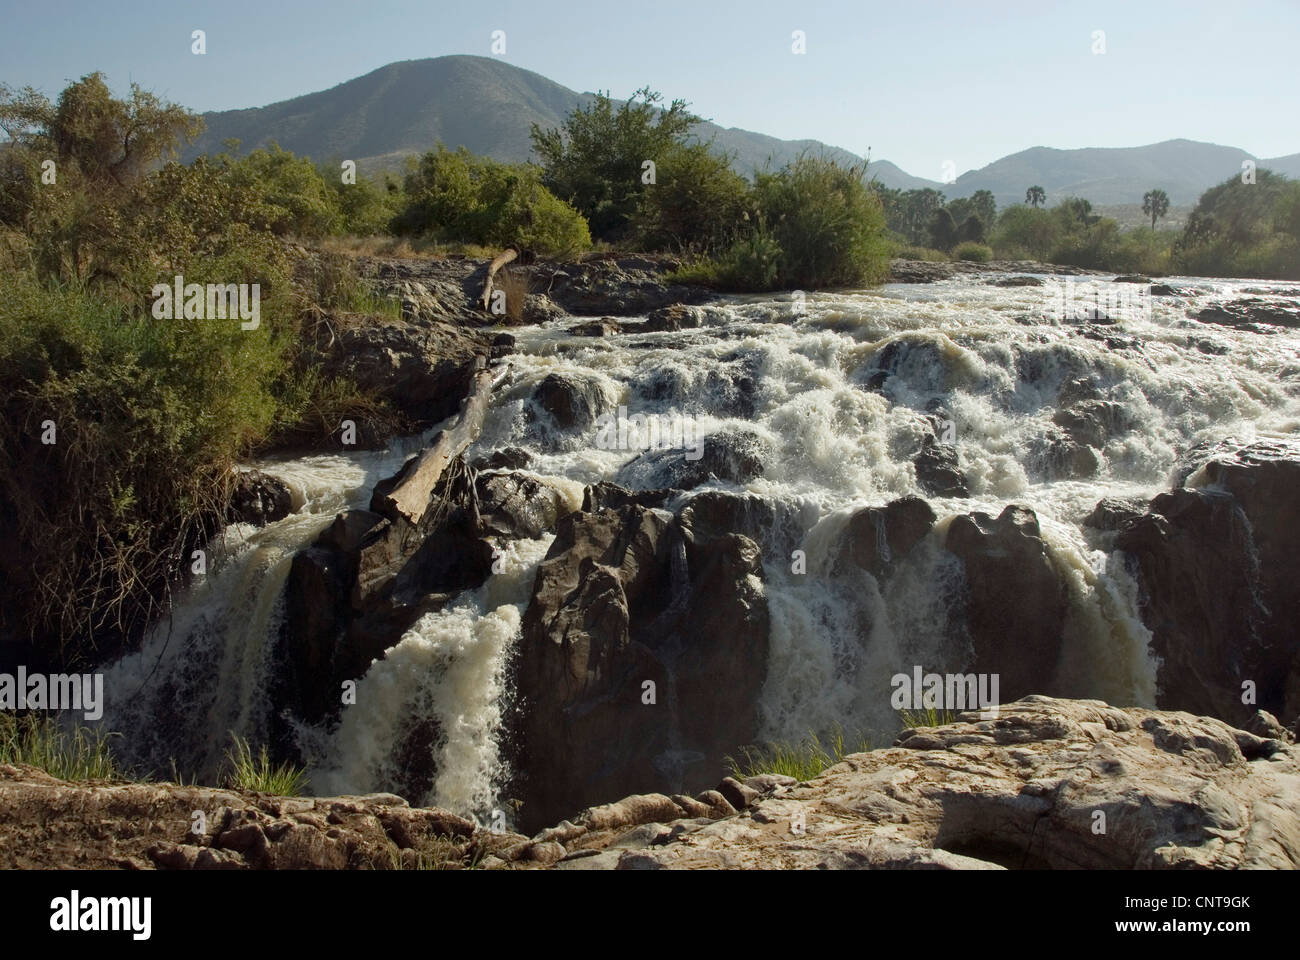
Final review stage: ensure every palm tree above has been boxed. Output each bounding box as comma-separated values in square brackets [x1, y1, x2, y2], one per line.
[1026, 185, 1046, 208]
[1142, 188, 1170, 230]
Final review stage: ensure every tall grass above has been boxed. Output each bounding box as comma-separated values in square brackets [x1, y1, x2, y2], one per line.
[727, 728, 871, 782]
[223, 735, 309, 796]
[0, 712, 126, 781]
[898, 707, 959, 729]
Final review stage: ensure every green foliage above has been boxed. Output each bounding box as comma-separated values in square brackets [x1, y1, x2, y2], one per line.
[875, 185, 946, 246]
[1174, 170, 1300, 279]
[727, 728, 870, 782]
[1025, 185, 1046, 208]
[891, 243, 950, 262]
[991, 204, 1060, 260]
[928, 206, 957, 251]
[1142, 188, 1170, 230]
[396, 145, 590, 257]
[531, 88, 702, 242]
[753, 154, 891, 288]
[952, 241, 993, 262]
[632, 140, 750, 253]
[0, 712, 127, 781]
[224, 734, 309, 796]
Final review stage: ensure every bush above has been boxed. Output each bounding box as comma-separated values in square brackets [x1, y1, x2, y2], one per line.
[396, 146, 590, 257]
[752, 154, 891, 289]
[891, 243, 950, 262]
[952, 241, 992, 263]
[632, 141, 750, 253]
[224, 734, 309, 795]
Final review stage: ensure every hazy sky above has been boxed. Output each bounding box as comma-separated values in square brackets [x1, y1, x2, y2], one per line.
[3, 0, 1297, 176]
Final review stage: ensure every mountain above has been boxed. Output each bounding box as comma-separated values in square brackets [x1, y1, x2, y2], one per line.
[182, 55, 927, 191]
[184, 56, 1296, 210]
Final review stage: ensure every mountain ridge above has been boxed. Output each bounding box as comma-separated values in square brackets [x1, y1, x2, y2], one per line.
[183, 55, 1298, 208]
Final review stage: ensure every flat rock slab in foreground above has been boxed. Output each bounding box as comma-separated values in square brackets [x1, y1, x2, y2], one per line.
[1, 697, 1296, 869]
[534, 696, 1300, 870]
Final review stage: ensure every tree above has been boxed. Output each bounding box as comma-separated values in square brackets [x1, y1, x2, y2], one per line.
[530, 88, 702, 242]
[1142, 188, 1170, 230]
[928, 207, 958, 251]
[1026, 185, 1046, 208]
[631, 140, 749, 252]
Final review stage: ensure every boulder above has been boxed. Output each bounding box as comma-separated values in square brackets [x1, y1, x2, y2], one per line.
[944, 506, 1069, 701]
[614, 428, 768, 491]
[226, 470, 293, 527]
[1115, 439, 1300, 723]
[512, 503, 769, 832]
[833, 496, 937, 579]
[528, 372, 613, 432]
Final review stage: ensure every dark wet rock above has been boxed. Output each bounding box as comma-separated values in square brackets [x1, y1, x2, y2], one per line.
[990, 275, 1044, 287]
[833, 496, 937, 579]
[914, 435, 969, 497]
[1195, 299, 1300, 331]
[314, 318, 489, 425]
[1150, 283, 1183, 297]
[1113, 275, 1153, 284]
[1083, 496, 1147, 531]
[944, 506, 1069, 702]
[581, 482, 681, 513]
[1052, 399, 1132, 448]
[528, 373, 612, 432]
[568, 319, 622, 337]
[644, 304, 703, 332]
[614, 428, 768, 491]
[677, 490, 810, 560]
[1116, 439, 1300, 724]
[471, 447, 532, 471]
[279, 465, 567, 725]
[512, 504, 769, 831]
[1032, 429, 1101, 479]
[227, 470, 293, 527]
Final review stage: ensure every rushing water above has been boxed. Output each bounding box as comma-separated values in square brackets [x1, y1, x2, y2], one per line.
[94, 272, 1300, 818]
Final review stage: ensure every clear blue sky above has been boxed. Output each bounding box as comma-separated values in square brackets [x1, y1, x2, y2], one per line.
[2, 0, 1297, 176]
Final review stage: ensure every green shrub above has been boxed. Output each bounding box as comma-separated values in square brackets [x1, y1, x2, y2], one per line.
[632, 141, 750, 253]
[396, 145, 590, 257]
[952, 241, 993, 263]
[754, 154, 891, 289]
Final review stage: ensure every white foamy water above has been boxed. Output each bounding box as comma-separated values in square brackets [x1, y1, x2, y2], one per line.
[94, 272, 1300, 812]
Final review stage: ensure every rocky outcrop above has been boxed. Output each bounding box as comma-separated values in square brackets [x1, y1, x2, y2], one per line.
[278, 464, 570, 724]
[541, 256, 714, 316]
[529, 697, 1300, 870]
[944, 506, 1069, 702]
[0, 762, 495, 870]
[1113, 438, 1300, 724]
[890, 258, 1105, 284]
[1195, 298, 1300, 331]
[512, 501, 769, 833]
[614, 428, 769, 490]
[832, 496, 937, 579]
[7, 698, 1296, 869]
[313, 317, 492, 425]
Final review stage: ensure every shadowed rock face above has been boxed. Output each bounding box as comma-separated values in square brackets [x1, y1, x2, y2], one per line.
[512, 502, 769, 833]
[278, 466, 568, 727]
[1115, 438, 1300, 724]
[944, 506, 1069, 703]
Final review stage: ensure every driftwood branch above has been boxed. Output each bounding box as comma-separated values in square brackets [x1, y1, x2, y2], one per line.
[479, 248, 519, 313]
[374, 356, 508, 525]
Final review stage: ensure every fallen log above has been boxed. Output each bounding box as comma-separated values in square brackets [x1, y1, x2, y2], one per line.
[374, 356, 507, 525]
[479, 248, 519, 313]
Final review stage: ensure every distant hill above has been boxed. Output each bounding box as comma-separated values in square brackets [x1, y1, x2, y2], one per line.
[184, 55, 1297, 212]
[183, 56, 944, 192]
